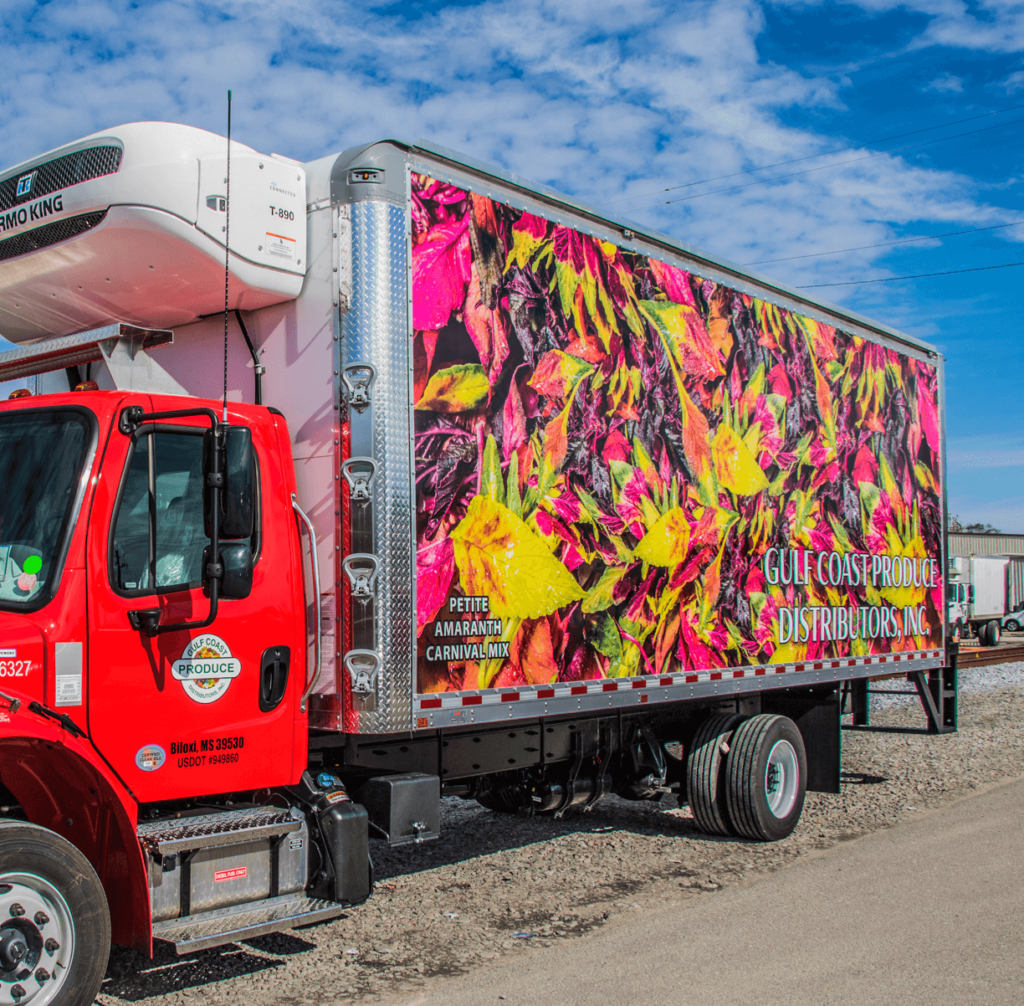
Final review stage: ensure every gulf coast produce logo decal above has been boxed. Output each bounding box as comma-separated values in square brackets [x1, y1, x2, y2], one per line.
[172, 634, 241, 704]
[410, 175, 944, 695]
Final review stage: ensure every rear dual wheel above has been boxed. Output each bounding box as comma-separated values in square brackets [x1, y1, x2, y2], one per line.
[685, 713, 744, 836]
[686, 714, 807, 842]
[977, 620, 1001, 647]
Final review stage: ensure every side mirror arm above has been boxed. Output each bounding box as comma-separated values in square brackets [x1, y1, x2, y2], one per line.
[120, 406, 224, 636]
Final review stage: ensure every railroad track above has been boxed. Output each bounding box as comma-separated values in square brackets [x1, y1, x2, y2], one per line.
[958, 643, 1024, 669]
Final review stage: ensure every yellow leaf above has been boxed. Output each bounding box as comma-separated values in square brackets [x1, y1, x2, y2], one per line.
[712, 425, 769, 495]
[416, 364, 489, 413]
[505, 227, 547, 271]
[634, 507, 691, 567]
[450, 495, 585, 619]
[770, 642, 807, 664]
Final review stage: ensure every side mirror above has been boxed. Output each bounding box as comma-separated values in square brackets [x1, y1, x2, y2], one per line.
[205, 542, 253, 599]
[204, 426, 255, 540]
[969, 584, 975, 603]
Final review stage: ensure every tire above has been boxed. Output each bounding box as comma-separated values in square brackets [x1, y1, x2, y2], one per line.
[725, 714, 807, 842]
[976, 621, 989, 647]
[0, 821, 110, 1006]
[986, 620, 1001, 646]
[686, 713, 743, 837]
[1006, 619, 1021, 633]
[951, 619, 963, 645]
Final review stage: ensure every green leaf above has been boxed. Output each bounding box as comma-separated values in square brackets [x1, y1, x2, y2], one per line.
[481, 434, 504, 504]
[506, 451, 522, 517]
[589, 613, 622, 661]
[582, 565, 628, 613]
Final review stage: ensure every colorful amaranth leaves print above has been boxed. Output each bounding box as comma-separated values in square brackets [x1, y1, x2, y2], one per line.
[412, 174, 943, 695]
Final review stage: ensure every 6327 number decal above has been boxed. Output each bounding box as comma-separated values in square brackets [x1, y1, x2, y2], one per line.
[0, 660, 31, 678]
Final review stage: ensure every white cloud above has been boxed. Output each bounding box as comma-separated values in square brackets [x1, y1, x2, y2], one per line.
[0, 0, 1017, 298]
[777, 0, 1024, 55]
[1004, 70, 1024, 93]
[946, 434, 1024, 472]
[923, 72, 963, 92]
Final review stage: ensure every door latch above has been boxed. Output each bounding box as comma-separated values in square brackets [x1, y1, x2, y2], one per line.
[341, 457, 376, 507]
[259, 646, 291, 712]
[342, 554, 378, 603]
[344, 650, 381, 695]
[341, 364, 375, 413]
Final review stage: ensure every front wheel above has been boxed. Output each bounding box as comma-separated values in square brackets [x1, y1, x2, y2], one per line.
[0, 821, 110, 1006]
[725, 715, 807, 842]
[950, 619, 963, 645]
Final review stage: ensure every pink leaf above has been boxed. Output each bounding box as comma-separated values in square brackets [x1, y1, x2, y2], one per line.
[502, 367, 529, 463]
[413, 217, 471, 331]
[417, 536, 456, 635]
[650, 259, 697, 307]
[464, 271, 510, 386]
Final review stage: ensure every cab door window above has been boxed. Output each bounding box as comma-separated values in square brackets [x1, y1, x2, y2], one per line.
[110, 430, 207, 593]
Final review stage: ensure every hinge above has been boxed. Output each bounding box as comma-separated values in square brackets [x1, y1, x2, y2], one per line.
[342, 553, 378, 603]
[341, 364, 375, 413]
[341, 457, 377, 507]
[344, 650, 381, 695]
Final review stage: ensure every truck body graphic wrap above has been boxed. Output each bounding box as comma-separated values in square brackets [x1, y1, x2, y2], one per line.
[412, 174, 944, 695]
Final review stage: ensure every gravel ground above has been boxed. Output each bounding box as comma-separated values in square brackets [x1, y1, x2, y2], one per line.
[98, 662, 1024, 1006]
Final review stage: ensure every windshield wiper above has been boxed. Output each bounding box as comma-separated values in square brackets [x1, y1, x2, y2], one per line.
[27, 700, 87, 739]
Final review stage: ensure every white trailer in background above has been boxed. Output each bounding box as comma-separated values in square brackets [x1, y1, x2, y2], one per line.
[948, 556, 1010, 645]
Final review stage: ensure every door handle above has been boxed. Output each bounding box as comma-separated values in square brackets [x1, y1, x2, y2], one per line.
[259, 646, 291, 712]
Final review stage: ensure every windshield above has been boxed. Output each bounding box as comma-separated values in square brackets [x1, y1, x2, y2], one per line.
[0, 409, 92, 609]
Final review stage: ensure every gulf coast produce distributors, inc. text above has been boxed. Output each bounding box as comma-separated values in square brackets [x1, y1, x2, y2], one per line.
[765, 547, 938, 646]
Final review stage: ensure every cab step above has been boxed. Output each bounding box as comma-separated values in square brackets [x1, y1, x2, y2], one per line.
[137, 805, 303, 855]
[151, 893, 346, 953]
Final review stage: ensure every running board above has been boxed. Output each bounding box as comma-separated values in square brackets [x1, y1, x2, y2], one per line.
[152, 894, 347, 954]
[138, 805, 303, 856]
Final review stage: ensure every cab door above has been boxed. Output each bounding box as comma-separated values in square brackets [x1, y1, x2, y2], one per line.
[86, 399, 308, 802]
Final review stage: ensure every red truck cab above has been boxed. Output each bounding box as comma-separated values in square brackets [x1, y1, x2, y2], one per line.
[0, 391, 352, 1004]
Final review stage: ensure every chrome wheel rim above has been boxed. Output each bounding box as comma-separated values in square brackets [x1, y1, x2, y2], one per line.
[0, 873, 76, 1006]
[764, 740, 799, 819]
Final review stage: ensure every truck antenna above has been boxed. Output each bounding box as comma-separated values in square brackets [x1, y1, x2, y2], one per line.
[222, 88, 232, 423]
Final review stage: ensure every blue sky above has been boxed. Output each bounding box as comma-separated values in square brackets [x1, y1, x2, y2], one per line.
[0, 0, 1021, 530]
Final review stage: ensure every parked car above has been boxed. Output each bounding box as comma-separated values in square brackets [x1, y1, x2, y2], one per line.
[1002, 603, 1024, 633]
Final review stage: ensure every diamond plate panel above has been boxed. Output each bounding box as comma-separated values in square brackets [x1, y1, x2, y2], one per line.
[152, 894, 345, 953]
[340, 200, 414, 734]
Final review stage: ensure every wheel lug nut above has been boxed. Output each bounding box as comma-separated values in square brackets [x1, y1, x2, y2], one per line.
[11, 985, 26, 1000]
[9, 903, 24, 917]
[35, 968, 51, 982]
[44, 938, 60, 953]
[34, 911, 49, 926]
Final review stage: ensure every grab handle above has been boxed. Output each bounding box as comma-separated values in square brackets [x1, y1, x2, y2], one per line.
[291, 494, 322, 713]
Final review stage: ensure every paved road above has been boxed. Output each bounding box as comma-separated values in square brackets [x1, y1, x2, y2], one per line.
[385, 777, 1024, 1006]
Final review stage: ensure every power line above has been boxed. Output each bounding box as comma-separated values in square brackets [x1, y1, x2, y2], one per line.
[607, 101, 1024, 207]
[745, 220, 1024, 266]
[798, 260, 1024, 288]
[630, 117, 1023, 213]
